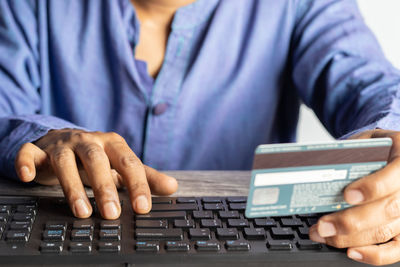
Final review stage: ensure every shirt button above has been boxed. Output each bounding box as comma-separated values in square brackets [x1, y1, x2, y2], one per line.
[152, 103, 169, 116]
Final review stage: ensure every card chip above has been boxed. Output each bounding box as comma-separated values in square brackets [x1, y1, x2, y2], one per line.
[252, 187, 279, 205]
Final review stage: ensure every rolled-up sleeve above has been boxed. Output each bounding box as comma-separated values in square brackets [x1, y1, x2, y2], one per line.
[0, 0, 83, 180]
[291, 0, 400, 138]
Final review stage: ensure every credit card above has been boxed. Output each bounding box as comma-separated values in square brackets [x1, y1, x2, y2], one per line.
[245, 138, 392, 218]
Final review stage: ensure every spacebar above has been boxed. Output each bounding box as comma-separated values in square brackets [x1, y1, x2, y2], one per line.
[135, 229, 183, 240]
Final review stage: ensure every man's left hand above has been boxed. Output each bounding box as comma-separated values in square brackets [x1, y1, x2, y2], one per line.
[309, 129, 400, 266]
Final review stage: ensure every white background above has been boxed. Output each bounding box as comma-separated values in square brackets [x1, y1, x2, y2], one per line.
[297, 0, 400, 142]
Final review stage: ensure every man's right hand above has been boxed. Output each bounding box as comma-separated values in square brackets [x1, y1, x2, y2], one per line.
[14, 129, 178, 220]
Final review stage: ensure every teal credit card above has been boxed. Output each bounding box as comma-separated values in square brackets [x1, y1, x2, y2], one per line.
[245, 138, 392, 218]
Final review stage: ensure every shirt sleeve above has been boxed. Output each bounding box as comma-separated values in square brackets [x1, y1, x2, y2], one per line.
[0, 1, 84, 180]
[291, 0, 400, 139]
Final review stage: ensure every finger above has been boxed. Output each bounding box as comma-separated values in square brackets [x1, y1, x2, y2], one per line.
[317, 192, 400, 237]
[311, 218, 400, 248]
[79, 169, 124, 189]
[144, 165, 178, 195]
[344, 157, 400, 205]
[49, 147, 92, 218]
[347, 235, 400, 266]
[104, 136, 151, 214]
[75, 143, 121, 219]
[15, 143, 47, 182]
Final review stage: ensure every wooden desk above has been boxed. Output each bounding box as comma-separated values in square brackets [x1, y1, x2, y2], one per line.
[0, 171, 251, 198]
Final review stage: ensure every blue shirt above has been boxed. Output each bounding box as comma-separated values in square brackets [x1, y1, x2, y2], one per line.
[1, 0, 400, 179]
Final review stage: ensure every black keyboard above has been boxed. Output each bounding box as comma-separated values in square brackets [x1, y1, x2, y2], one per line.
[0, 195, 381, 266]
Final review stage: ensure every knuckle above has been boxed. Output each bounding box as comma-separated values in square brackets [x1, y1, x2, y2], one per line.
[72, 132, 92, 143]
[120, 155, 140, 169]
[385, 196, 400, 219]
[370, 180, 387, 199]
[107, 132, 124, 142]
[374, 225, 394, 243]
[336, 213, 361, 233]
[82, 145, 105, 162]
[127, 180, 148, 193]
[51, 147, 71, 165]
[93, 183, 115, 196]
[328, 236, 346, 248]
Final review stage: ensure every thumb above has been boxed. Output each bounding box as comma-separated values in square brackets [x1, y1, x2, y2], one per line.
[15, 143, 47, 182]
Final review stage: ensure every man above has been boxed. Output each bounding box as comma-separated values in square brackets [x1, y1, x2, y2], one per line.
[1, 0, 400, 264]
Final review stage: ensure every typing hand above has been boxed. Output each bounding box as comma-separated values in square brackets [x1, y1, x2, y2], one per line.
[309, 129, 400, 265]
[14, 129, 178, 220]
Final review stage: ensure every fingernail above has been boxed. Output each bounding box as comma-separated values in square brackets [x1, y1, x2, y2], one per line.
[104, 201, 119, 219]
[348, 250, 363, 260]
[309, 227, 326, 243]
[135, 195, 149, 212]
[20, 166, 31, 179]
[74, 199, 90, 217]
[346, 189, 364, 204]
[318, 221, 337, 237]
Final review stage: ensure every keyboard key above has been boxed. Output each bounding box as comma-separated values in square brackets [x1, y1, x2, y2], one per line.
[189, 228, 211, 240]
[200, 219, 222, 229]
[176, 197, 197, 204]
[268, 240, 293, 250]
[297, 227, 309, 239]
[42, 229, 65, 242]
[0, 196, 37, 205]
[225, 240, 250, 251]
[71, 229, 93, 242]
[281, 218, 303, 227]
[0, 205, 11, 214]
[174, 219, 195, 229]
[40, 242, 63, 253]
[244, 228, 265, 240]
[202, 197, 222, 203]
[136, 220, 168, 229]
[73, 219, 94, 230]
[100, 220, 121, 229]
[135, 241, 160, 252]
[135, 229, 183, 241]
[165, 241, 190, 252]
[69, 242, 92, 253]
[6, 230, 30, 242]
[195, 240, 221, 251]
[228, 203, 246, 211]
[151, 203, 198, 212]
[271, 227, 295, 239]
[136, 211, 186, 221]
[0, 213, 8, 222]
[193, 211, 213, 219]
[99, 229, 121, 241]
[218, 211, 239, 219]
[227, 197, 247, 203]
[151, 197, 172, 204]
[12, 213, 34, 223]
[306, 218, 318, 226]
[98, 242, 121, 253]
[16, 205, 37, 215]
[297, 240, 322, 250]
[216, 228, 239, 240]
[227, 219, 249, 228]
[204, 203, 224, 211]
[0, 222, 5, 232]
[10, 221, 32, 231]
[254, 218, 276, 228]
[45, 221, 67, 231]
